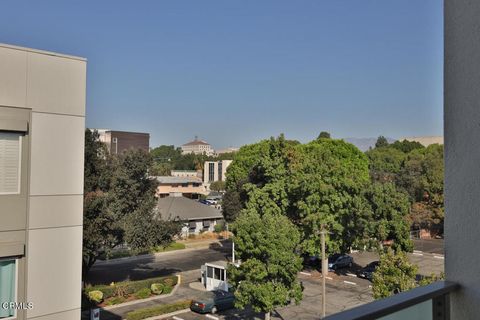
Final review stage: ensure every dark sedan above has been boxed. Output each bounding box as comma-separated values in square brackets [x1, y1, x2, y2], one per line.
[328, 254, 354, 270]
[357, 261, 379, 281]
[190, 290, 235, 314]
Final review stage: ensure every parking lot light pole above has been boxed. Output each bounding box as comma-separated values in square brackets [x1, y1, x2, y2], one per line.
[321, 228, 327, 318]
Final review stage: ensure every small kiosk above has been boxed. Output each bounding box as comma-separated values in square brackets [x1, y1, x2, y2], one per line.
[201, 260, 229, 292]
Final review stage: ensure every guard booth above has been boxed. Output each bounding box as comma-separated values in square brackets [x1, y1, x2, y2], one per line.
[201, 260, 229, 292]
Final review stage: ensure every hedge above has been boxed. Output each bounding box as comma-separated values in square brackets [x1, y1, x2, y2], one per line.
[85, 276, 178, 300]
[126, 300, 191, 320]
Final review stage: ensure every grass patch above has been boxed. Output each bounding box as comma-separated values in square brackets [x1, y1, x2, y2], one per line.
[153, 242, 186, 253]
[98, 242, 185, 261]
[126, 300, 191, 320]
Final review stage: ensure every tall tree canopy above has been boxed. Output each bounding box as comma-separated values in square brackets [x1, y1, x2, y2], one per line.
[83, 130, 181, 278]
[375, 136, 390, 148]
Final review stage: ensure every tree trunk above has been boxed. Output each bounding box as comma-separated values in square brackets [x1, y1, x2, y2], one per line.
[265, 311, 271, 320]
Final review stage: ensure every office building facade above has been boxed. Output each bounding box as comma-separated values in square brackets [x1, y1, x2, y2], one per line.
[0, 44, 85, 320]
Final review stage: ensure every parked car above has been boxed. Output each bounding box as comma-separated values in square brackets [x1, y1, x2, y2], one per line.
[303, 253, 353, 271]
[357, 261, 379, 281]
[328, 254, 353, 270]
[190, 290, 235, 314]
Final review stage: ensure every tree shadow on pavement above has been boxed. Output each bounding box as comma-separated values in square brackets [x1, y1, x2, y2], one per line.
[85, 256, 181, 285]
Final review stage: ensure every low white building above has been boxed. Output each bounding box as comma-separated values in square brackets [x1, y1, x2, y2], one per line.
[156, 195, 223, 236]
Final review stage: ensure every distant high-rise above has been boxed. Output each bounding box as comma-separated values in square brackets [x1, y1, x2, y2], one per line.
[95, 129, 149, 154]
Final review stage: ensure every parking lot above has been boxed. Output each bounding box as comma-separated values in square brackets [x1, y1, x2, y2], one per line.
[165, 248, 444, 320]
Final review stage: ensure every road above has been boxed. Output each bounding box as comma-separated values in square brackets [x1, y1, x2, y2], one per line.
[87, 245, 229, 285]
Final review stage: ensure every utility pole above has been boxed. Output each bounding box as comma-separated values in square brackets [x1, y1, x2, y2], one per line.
[320, 227, 328, 319]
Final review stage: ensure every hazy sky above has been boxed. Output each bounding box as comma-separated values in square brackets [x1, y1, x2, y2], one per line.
[0, 1, 443, 149]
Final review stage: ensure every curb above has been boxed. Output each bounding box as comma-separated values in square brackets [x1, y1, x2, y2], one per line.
[95, 240, 227, 265]
[141, 308, 191, 320]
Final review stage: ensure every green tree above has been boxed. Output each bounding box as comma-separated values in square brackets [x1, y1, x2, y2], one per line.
[365, 183, 413, 252]
[317, 131, 331, 139]
[372, 248, 418, 299]
[82, 130, 121, 276]
[109, 149, 181, 253]
[209, 180, 226, 192]
[390, 139, 424, 153]
[229, 211, 303, 320]
[365, 147, 405, 183]
[375, 136, 389, 148]
[291, 139, 371, 255]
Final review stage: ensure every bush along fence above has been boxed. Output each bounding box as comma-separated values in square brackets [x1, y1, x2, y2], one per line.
[83, 276, 178, 308]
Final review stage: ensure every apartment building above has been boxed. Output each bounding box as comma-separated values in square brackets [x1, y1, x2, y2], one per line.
[181, 137, 214, 155]
[155, 176, 207, 198]
[96, 129, 149, 154]
[0, 44, 85, 320]
[203, 160, 232, 187]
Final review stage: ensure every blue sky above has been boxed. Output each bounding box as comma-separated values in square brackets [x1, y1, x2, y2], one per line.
[0, 1, 443, 149]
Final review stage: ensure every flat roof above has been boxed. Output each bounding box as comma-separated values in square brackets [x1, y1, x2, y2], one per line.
[0, 43, 86, 62]
[156, 176, 203, 184]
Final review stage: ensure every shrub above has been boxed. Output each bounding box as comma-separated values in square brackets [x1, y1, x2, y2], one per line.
[88, 290, 103, 304]
[214, 222, 224, 233]
[134, 288, 151, 299]
[150, 283, 164, 295]
[163, 277, 175, 287]
[84, 276, 178, 300]
[126, 300, 191, 320]
[162, 285, 173, 294]
[105, 296, 126, 306]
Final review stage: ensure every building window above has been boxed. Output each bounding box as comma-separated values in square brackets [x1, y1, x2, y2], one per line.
[0, 132, 21, 195]
[181, 183, 188, 188]
[218, 162, 223, 182]
[0, 259, 16, 319]
[208, 163, 215, 182]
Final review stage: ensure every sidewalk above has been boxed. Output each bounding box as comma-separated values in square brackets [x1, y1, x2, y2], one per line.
[95, 239, 230, 266]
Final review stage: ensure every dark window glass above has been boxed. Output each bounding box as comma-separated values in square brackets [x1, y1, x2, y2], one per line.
[207, 266, 213, 278]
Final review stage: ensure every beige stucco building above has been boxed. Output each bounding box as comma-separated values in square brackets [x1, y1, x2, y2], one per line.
[0, 44, 85, 320]
[155, 176, 207, 199]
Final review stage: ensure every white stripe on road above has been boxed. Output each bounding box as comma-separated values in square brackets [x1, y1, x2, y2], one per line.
[346, 273, 357, 277]
[413, 253, 424, 256]
[433, 255, 445, 259]
[172, 317, 184, 320]
[343, 280, 357, 285]
[413, 250, 423, 254]
[206, 315, 220, 320]
[300, 271, 312, 276]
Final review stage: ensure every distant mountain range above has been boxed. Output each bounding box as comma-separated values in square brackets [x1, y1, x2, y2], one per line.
[343, 137, 396, 152]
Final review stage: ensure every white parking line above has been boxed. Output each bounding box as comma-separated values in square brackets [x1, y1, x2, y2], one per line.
[300, 271, 312, 276]
[206, 315, 220, 320]
[172, 317, 185, 320]
[433, 255, 445, 259]
[346, 273, 357, 277]
[343, 280, 357, 286]
[413, 252, 424, 256]
[413, 250, 423, 254]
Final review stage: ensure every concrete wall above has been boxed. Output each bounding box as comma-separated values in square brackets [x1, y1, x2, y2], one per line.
[0, 43, 85, 320]
[445, 1, 480, 319]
